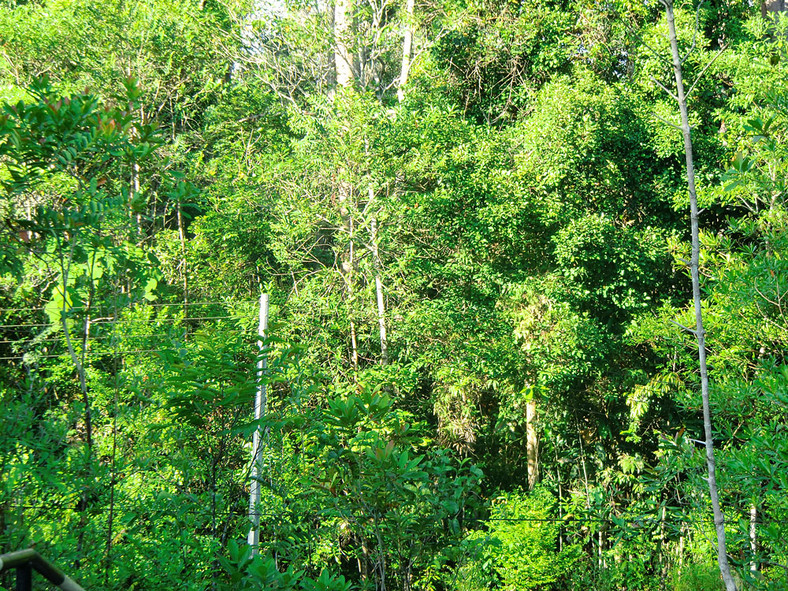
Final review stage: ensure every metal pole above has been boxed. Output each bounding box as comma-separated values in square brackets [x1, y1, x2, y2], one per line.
[247, 292, 269, 554]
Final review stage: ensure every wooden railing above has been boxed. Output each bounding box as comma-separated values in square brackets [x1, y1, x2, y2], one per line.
[0, 549, 85, 591]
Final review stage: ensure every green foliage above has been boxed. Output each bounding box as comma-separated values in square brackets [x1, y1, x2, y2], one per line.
[1, 1, 783, 591]
[219, 540, 353, 591]
[670, 563, 724, 591]
[306, 388, 484, 587]
[430, 0, 578, 123]
[462, 487, 581, 591]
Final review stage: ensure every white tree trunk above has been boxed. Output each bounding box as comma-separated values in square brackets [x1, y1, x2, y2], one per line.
[526, 396, 538, 490]
[370, 216, 389, 365]
[750, 503, 758, 574]
[348, 215, 359, 371]
[334, 0, 359, 371]
[248, 293, 269, 553]
[396, 0, 414, 102]
[663, 3, 736, 589]
[177, 201, 188, 312]
[334, 0, 354, 88]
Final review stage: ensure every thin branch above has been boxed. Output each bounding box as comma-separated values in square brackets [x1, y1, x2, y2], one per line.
[686, 45, 728, 99]
[681, 2, 703, 65]
[670, 319, 698, 336]
[650, 74, 679, 102]
[653, 112, 683, 131]
[630, 24, 673, 67]
[753, 282, 780, 307]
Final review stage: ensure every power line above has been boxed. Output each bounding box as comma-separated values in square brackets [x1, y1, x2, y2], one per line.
[0, 301, 240, 313]
[0, 334, 171, 345]
[2, 503, 754, 527]
[0, 315, 239, 329]
[0, 349, 201, 361]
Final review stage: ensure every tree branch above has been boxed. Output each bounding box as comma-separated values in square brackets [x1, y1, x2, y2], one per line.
[650, 74, 679, 102]
[653, 112, 683, 131]
[686, 45, 728, 99]
[670, 319, 698, 336]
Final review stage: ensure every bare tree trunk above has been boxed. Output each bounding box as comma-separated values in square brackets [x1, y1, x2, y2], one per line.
[576, 413, 591, 509]
[334, 0, 360, 371]
[370, 217, 388, 365]
[177, 201, 189, 313]
[526, 395, 538, 489]
[663, 3, 736, 589]
[334, 0, 354, 88]
[345, 211, 359, 371]
[131, 106, 144, 237]
[750, 503, 758, 574]
[248, 293, 269, 554]
[598, 530, 604, 570]
[678, 526, 685, 572]
[132, 162, 142, 236]
[555, 449, 563, 552]
[396, 0, 415, 102]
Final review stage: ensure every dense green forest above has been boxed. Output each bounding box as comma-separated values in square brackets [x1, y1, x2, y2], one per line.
[0, 0, 787, 588]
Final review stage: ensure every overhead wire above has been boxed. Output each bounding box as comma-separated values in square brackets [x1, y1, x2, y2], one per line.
[0, 315, 239, 329]
[0, 301, 241, 313]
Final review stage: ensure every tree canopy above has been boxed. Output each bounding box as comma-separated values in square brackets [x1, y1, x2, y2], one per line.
[0, 0, 786, 589]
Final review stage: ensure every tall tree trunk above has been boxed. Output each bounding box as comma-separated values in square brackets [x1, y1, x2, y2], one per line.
[334, 0, 354, 88]
[177, 201, 189, 314]
[248, 293, 269, 554]
[750, 503, 758, 574]
[663, 3, 736, 588]
[132, 162, 142, 236]
[343, 210, 359, 372]
[526, 395, 538, 490]
[396, 0, 414, 102]
[370, 216, 388, 365]
[335, 0, 359, 371]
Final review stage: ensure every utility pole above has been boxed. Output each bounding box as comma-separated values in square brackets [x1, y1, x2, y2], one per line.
[247, 292, 269, 554]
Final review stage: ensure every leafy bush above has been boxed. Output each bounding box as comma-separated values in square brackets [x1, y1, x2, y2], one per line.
[459, 486, 581, 590]
[219, 540, 352, 591]
[669, 563, 723, 591]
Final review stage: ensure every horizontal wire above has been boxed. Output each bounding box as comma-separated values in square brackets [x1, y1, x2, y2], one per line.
[0, 334, 176, 345]
[0, 301, 238, 313]
[0, 328, 235, 344]
[0, 315, 239, 329]
[0, 348, 224, 361]
[1, 502, 738, 526]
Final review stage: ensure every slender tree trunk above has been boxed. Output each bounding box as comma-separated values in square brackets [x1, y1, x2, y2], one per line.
[334, 0, 354, 88]
[762, 0, 787, 18]
[576, 414, 591, 509]
[678, 526, 685, 571]
[177, 201, 189, 313]
[663, 3, 736, 589]
[248, 293, 269, 554]
[131, 106, 144, 237]
[750, 503, 758, 574]
[60, 260, 92, 451]
[555, 448, 563, 552]
[396, 0, 415, 102]
[334, 0, 359, 371]
[598, 530, 604, 570]
[526, 395, 538, 489]
[370, 216, 388, 365]
[344, 212, 359, 371]
[132, 162, 142, 236]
